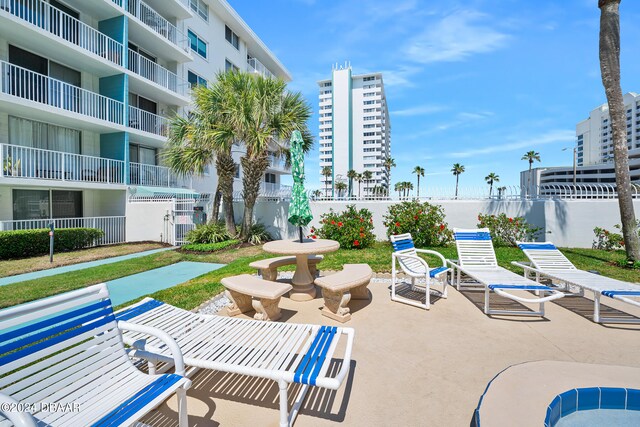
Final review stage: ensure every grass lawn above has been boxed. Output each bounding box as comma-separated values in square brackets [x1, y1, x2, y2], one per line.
[0, 242, 168, 278]
[0, 241, 636, 312]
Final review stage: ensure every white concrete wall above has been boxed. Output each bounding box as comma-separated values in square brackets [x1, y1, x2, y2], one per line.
[126, 201, 173, 242]
[233, 199, 640, 248]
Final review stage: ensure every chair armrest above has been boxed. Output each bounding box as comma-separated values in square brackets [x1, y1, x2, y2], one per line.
[0, 393, 37, 427]
[117, 320, 187, 377]
[314, 327, 355, 390]
[414, 249, 447, 266]
[446, 259, 459, 267]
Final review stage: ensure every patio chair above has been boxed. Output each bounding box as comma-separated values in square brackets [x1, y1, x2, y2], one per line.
[514, 241, 640, 323]
[0, 284, 190, 427]
[390, 233, 450, 310]
[448, 228, 564, 317]
[115, 298, 355, 427]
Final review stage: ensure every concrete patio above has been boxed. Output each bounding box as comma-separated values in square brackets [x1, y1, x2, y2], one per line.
[142, 278, 640, 426]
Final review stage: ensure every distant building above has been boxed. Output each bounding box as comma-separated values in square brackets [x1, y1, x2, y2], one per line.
[317, 63, 391, 196]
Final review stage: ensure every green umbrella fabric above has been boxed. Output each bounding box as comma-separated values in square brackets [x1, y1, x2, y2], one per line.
[288, 130, 313, 229]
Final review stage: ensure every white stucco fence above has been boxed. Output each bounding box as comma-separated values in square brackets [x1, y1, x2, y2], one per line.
[236, 199, 639, 248]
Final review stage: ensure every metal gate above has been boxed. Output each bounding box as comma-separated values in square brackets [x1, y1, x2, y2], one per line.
[170, 198, 196, 246]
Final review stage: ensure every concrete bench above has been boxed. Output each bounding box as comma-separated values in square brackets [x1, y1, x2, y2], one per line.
[250, 255, 324, 281]
[221, 274, 292, 321]
[314, 264, 373, 323]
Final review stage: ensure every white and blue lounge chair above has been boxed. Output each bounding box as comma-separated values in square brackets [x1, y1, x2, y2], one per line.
[448, 228, 564, 317]
[514, 241, 640, 323]
[115, 297, 355, 427]
[390, 233, 450, 310]
[0, 284, 190, 427]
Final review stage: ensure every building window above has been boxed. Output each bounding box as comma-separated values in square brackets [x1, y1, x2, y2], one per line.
[187, 70, 207, 88]
[12, 189, 82, 220]
[322, 82, 332, 87]
[225, 25, 240, 49]
[190, 0, 208, 21]
[225, 59, 239, 73]
[9, 116, 80, 153]
[129, 143, 157, 165]
[265, 173, 276, 184]
[363, 76, 375, 81]
[188, 29, 207, 58]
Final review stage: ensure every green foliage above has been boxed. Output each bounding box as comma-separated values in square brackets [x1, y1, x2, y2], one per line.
[315, 205, 375, 249]
[186, 221, 231, 244]
[0, 228, 104, 260]
[477, 213, 541, 247]
[245, 223, 272, 245]
[384, 201, 452, 246]
[593, 222, 639, 251]
[181, 240, 240, 252]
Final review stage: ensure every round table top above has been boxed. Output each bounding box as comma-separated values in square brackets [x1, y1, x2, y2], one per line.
[263, 238, 340, 255]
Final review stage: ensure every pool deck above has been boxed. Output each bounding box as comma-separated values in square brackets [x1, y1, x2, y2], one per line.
[143, 277, 640, 426]
[0, 247, 174, 287]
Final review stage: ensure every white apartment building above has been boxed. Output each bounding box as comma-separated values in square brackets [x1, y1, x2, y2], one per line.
[0, 0, 290, 243]
[317, 64, 391, 196]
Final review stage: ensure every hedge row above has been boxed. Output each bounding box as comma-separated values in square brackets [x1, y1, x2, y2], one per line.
[181, 239, 240, 252]
[0, 228, 104, 260]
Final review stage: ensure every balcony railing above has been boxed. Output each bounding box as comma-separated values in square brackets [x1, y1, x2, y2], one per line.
[129, 162, 177, 187]
[1, 143, 125, 184]
[0, 216, 126, 245]
[0, 0, 124, 66]
[0, 61, 125, 124]
[267, 155, 289, 172]
[247, 57, 275, 79]
[112, 0, 188, 52]
[128, 106, 168, 137]
[127, 49, 187, 95]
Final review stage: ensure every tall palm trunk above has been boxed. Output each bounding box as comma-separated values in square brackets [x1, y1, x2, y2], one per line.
[240, 154, 270, 240]
[211, 185, 221, 222]
[358, 181, 362, 198]
[527, 161, 533, 197]
[489, 182, 493, 196]
[348, 178, 352, 197]
[417, 176, 420, 198]
[599, 0, 640, 261]
[216, 153, 236, 236]
[455, 175, 459, 199]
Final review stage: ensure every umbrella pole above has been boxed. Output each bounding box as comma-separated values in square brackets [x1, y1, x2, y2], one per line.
[299, 226, 304, 243]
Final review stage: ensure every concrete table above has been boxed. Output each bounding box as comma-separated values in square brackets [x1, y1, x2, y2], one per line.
[262, 238, 340, 301]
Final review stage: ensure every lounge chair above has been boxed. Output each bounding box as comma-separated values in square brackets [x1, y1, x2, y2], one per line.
[514, 241, 640, 323]
[390, 233, 450, 310]
[115, 297, 355, 427]
[448, 228, 564, 316]
[0, 284, 190, 426]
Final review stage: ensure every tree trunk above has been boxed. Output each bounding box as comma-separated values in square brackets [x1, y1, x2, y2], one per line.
[211, 185, 221, 222]
[455, 175, 459, 199]
[216, 153, 236, 236]
[240, 154, 270, 241]
[599, 0, 640, 261]
[417, 176, 420, 198]
[527, 162, 532, 197]
[489, 182, 493, 197]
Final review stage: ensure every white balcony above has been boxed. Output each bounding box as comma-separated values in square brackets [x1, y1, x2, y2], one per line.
[266, 155, 290, 173]
[0, 60, 125, 125]
[0, 0, 125, 67]
[128, 106, 168, 137]
[0, 216, 126, 245]
[247, 57, 275, 79]
[259, 182, 291, 197]
[127, 48, 188, 99]
[129, 162, 177, 187]
[1, 143, 125, 185]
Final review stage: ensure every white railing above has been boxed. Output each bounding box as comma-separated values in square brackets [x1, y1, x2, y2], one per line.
[129, 162, 177, 187]
[1, 0, 124, 66]
[233, 183, 292, 201]
[127, 49, 187, 95]
[247, 57, 275, 79]
[112, 0, 189, 52]
[0, 216, 126, 245]
[128, 106, 168, 137]
[0, 61, 125, 124]
[1, 144, 125, 184]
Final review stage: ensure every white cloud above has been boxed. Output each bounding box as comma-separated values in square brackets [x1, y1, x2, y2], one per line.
[392, 104, 449, 116]
[449, 130, 575, 158]
[406, 10, 510, 63]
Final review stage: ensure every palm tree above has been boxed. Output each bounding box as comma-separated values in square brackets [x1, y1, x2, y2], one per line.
[347, 169, 357, 197]
[412, 166, 425, 198]
[521, 150, 541, 197]
[362, 170, 373, 198]
[356, 173, 363, 199]
[312, 189, 322, 200]
[164, 83, 237, 236]
[394, 182, 402, 199]
[335, 181, 347, 198]
[383, 157, 396, 194]
[599, 0, 640, 261]
[485, 172, 500, 197]
[403, 181, 414, 198]
[451, 163, 465, 199]
[321, 166, 332, 197]
[497, 186, 507, 199]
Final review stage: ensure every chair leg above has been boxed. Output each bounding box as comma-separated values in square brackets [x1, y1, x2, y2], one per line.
[425, 280, 431, 310]
[594, 292, 601, 323]
[321, 288, 352, 323]
[484, 287, 490, 315]
[252, 296, 282, 321]
[177, 388, 189, 427]
[278, 380, 289, 427]
[226, 289, 253, 316]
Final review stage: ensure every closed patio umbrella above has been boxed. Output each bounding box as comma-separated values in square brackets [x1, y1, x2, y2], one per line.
[287, 130, 312, 243]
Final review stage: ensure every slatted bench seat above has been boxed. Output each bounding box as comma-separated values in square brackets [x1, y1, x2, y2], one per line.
[222, 274, 292, 321]
[314, 264, 373, 323]
[250, 255, 324, 281]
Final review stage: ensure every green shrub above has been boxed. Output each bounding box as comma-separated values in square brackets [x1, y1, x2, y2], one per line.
[315, 205, 375, 249]
[246, 223, 272, 246]
[186, 221, 231, 244]
[593, 222, 639, 251]
[477, 213, 541, 247]
[0, 228, 104, 260]
[384, 200, 452, 246]
[181, 240, 240, 252]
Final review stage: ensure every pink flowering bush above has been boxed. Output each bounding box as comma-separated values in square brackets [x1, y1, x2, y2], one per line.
[593, 222, 639, 251]
[477, 213, 541, 247]
[384, 201, 452, 246]
[312, 205, 375, 249]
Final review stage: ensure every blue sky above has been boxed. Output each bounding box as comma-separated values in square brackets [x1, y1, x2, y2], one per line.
[231, 0, 640, 190]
